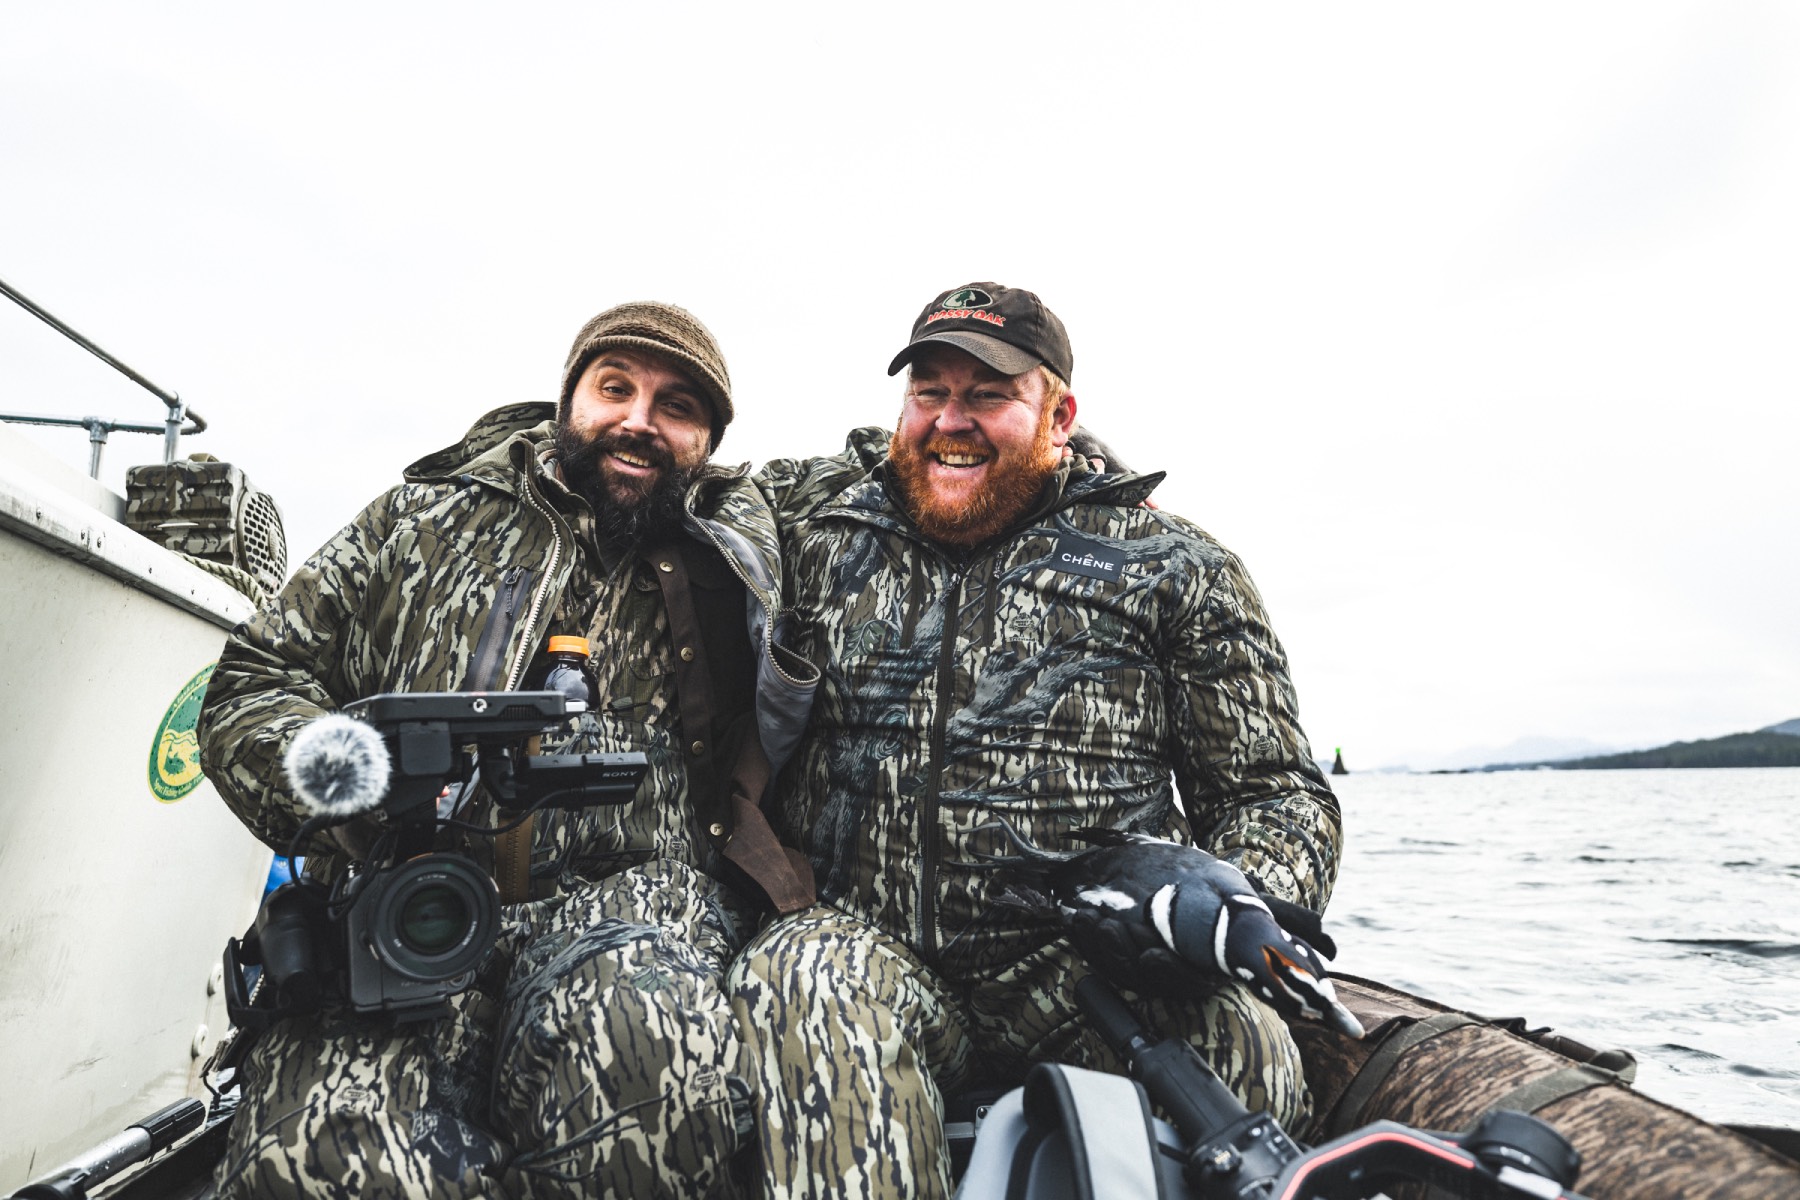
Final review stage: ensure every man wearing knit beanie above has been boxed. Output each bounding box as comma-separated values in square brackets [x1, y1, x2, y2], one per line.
[201, 301, 817, 1199]
[560, 300, 736, 449]
[553, 302, 736, 549]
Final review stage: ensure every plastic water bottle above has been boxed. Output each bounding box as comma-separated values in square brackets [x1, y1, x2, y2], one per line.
[530, 635, 599, 715]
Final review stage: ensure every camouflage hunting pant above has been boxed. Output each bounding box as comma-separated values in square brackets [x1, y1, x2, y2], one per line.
[728, 906, 1310, 1200]
[215, 860, 750, 1199]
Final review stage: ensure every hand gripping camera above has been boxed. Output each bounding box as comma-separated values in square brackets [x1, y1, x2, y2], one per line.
[224, 691, 648, 1025]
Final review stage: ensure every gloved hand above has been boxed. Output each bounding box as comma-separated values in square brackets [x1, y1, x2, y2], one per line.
[979, 821, 1364, 1038]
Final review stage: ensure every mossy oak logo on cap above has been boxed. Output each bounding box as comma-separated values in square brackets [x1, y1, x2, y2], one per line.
[941, 288, 994, 309]
[149, 663, 214, 802]
[928, 286, 1008, 328]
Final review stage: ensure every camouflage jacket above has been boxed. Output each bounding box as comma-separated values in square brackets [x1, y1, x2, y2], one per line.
[199, 403, 817, 890]
[758, 428, 1341, 982]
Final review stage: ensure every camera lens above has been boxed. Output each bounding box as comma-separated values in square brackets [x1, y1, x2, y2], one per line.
[366, 854, 500, 982]
[398, 883, 470, 955]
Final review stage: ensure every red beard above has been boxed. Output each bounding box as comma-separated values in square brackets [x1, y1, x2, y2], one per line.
[887, 402, 1061, 547]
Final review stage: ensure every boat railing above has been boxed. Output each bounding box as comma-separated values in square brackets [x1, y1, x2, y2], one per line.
[1, 270, 287, 600]
[0, 272, 208, 474]
[0, 409, 208, 479]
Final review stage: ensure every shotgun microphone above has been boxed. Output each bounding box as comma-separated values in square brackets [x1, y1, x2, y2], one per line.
[283, 713, 391, 818]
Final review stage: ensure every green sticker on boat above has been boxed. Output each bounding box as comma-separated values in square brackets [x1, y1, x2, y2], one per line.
[150, 663, 214, 803]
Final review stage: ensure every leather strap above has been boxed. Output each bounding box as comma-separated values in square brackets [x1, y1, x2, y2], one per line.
[494, 814, 535, 905]
[719, 733, 815, 913]
[646, 541, 729, 837]
[493, 734, 540, 905]
[649, 538, 815, 913]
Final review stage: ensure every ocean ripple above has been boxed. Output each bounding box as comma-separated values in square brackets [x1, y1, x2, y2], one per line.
[1325, 767, 1800, 1128]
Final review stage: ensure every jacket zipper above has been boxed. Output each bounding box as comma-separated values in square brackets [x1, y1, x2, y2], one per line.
[920, 565, 962, 961]
[505, 479, 567, 689]
[468, 566, 530, 690]
[983, 553, 1001, 642]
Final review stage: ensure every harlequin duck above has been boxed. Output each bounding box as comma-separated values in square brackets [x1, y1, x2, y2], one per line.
[976, 821, 1364, 1038]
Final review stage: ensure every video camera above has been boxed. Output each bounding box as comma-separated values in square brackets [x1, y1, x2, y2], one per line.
[223, 691, 648, 1025]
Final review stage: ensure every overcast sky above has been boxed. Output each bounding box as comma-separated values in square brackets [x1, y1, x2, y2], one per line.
[4, 3, 1795, 770]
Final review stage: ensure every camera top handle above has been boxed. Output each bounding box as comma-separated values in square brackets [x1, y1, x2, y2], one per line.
[341, 691, 649, 827]
[1073, 976, 1589, 1200]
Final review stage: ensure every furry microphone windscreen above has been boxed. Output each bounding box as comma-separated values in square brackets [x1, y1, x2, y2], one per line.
[283, 713, 393, 818]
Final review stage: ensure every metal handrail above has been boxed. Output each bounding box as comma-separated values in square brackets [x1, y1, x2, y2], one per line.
[0, 409, 208, 478]
[0, 272, 207, 473]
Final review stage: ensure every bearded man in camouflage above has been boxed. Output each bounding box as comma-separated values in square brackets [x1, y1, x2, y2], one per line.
[729, 283, 1342, 1199]
[200, 303, 816, 1199]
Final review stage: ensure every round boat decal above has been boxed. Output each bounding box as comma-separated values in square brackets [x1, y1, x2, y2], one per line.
[150, 663, 214, 803]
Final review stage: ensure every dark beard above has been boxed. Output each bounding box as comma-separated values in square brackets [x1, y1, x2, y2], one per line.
[554, 424, 694, 549]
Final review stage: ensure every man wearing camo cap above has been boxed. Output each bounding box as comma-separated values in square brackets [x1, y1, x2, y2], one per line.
[732, 282, 1342, 1198]
[202, 302, 816, 1198]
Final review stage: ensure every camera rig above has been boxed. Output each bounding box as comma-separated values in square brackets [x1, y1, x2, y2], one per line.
[223, 691, 648, 1026]
[344, 690, 648, 841]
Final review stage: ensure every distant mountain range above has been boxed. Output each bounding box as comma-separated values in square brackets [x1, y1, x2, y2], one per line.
[1362, 735, 1643, 774]
[1548, 721, 1800, 770]
[1352, 718, 1800, 775]
[1476, 718, 1800, 772]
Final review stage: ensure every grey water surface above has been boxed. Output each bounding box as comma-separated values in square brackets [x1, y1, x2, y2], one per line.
[1324, 767, 1800, 1129]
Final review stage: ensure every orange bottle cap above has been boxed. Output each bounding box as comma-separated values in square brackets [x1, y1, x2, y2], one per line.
[546, 635, 590, 657]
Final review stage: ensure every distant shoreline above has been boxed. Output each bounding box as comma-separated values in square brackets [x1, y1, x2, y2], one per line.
[1348, 721, 1800, 775]
[1413, 728, 1800, 773]
[1549, 730, 1800, 770]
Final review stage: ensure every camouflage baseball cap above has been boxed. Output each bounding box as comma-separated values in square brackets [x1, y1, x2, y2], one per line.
[561, 301, 734, 447]
[887, 282, 1073, 385]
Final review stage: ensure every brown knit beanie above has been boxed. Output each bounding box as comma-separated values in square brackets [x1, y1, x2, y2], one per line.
[560, 302, 734, 448]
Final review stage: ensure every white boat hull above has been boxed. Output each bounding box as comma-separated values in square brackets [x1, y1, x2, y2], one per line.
[1, 428, 271, 1188]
